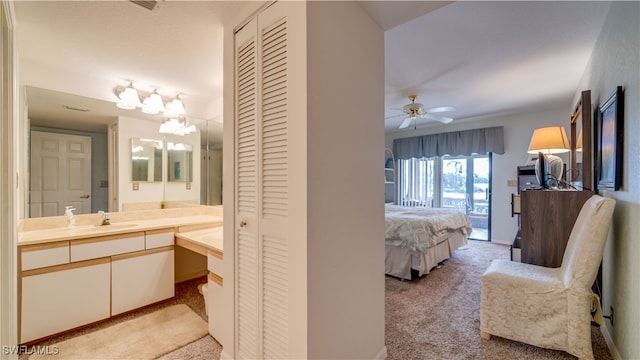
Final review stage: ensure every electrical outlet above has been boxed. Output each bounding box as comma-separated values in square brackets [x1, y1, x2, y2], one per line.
[507, 179, 517, 187]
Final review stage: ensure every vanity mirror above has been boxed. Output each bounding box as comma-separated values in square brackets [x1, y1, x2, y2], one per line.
[23, 86, 222, 218]
[131, 138, 163, 182]
[167, 142, 193, 183]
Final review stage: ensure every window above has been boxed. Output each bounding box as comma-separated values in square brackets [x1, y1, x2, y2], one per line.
[397, 157, 437, 207]
[397, 154, 491, 241]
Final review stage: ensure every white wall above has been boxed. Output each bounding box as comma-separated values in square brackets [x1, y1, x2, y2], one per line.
[117, 115, 200, 210]
[222, 1, 385, 358]
[573, 2, 640, 358]
[307, 2, 386, 358]
[386, 106, 571, 244]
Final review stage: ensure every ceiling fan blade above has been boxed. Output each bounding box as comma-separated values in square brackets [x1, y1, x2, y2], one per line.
[385, 113, 406, 120]
[425, 114, 454, 124]
[399, 117, 412, 129]
[425, 106, 456, 113]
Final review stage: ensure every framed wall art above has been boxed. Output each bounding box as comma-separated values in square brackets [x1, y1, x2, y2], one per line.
[596, 86, 624, 191]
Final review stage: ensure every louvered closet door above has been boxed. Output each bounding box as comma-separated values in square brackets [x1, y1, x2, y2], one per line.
[234, 2, 289, 359]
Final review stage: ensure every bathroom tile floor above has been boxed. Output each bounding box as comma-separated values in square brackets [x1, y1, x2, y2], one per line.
[20, 276, 222, 359]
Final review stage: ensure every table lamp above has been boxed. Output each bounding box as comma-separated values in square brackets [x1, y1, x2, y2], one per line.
[527, 126, 570, 188]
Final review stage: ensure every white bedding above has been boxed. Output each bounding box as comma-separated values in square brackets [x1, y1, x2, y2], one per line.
[384, 204, 472, 280]
[385, 204, 472, 252]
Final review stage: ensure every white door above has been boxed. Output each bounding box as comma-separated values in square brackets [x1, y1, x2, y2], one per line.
[30, 131, 92, 217]
[234, 3, 290, 358]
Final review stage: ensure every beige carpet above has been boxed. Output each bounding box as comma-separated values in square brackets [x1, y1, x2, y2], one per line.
[30, 304, 208, 360]
[385, 240, 614, 359]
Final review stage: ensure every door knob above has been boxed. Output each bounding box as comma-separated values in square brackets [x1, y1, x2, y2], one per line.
[239, 220, 247, 228]
[80, 194, 90, 199]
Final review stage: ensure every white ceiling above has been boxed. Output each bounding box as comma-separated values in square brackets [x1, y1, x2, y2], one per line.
[14, 1, 611, 137]
[377, 1, 611, 131]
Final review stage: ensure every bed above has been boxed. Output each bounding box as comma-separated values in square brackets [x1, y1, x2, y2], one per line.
[385, 204, 472, 280]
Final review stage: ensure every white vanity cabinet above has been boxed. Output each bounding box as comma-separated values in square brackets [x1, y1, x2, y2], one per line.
[70, 232, 145, 262]
[19, 228, 177, 343]
[208, 271, 224, 343]
[111, 247, 175, 315]
[20, 258, 111, 343]
[20, 241, 70, 270]
[145, 228, 175, 249]
[207, 251, 224, 344]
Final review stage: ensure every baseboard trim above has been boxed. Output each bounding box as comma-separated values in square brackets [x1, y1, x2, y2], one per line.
[374, 345, 388, 360]
[600, 324, 621, 360]
[219, 349, 233, 360]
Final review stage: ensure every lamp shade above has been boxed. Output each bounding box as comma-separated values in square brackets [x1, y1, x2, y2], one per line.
[116, 83, 141, 110]
[164, 96, 186, 118]
[527, 126, 570, 154]
[142, 90, 165, 115]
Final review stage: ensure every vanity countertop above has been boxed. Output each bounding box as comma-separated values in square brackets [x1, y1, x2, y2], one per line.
[18, 215, 223, 246]
[174, 226, 223, 257]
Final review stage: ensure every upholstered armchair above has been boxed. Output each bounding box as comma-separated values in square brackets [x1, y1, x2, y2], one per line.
[480, 195, 615, 360]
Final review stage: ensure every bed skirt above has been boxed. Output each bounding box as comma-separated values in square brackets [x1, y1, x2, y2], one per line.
[385, 232, 468, 280]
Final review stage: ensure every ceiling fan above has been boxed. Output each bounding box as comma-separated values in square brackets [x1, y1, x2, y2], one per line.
[387, 95, 456, 129]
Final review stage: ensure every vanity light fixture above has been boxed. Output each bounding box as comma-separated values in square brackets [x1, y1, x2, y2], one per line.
[116, 83, 142, 110]
[159, 117, 196, 136]
[142, 89, 165, 115]
[115, 83, 186, 118]
[164, 95, 186, 118]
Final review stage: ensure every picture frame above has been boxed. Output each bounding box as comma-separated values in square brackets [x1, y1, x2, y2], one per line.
[596, 86, 624, 191]
[570, 90, 592, 189]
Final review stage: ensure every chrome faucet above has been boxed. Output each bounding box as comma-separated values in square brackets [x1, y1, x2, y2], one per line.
[97, 211, 110, 226]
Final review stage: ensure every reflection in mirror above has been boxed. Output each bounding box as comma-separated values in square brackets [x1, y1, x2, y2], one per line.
[167, 142, 193, 182]
[25, 86, 113, 218]
[200, 119, 223, 205]
[24, 86, 223, 216]
[131, 138, 163, 182]
[570, 90, 592, 189]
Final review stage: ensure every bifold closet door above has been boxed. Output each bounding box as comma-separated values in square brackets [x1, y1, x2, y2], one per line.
[234, 2, 290, 359]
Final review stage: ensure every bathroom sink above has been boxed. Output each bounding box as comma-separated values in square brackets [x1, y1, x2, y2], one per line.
[93, 223, 137, 230]
[70, 223, 138, 233]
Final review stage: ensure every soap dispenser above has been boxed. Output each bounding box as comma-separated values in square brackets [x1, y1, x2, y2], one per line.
[64, 206, 76, 228]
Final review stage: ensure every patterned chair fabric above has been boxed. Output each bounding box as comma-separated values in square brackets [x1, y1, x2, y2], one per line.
[480, 195, 616, 359]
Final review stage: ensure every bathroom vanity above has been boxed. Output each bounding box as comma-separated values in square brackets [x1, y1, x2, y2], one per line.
[17, 206, 223, 344]
[174, 226, 224, 345]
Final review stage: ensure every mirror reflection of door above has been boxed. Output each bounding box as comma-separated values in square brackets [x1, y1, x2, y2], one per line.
[30, 131, 92, 217]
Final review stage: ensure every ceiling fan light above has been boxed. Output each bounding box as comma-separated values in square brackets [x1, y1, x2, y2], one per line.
[403, 102, 424, 117]
[116, 84, 141, 110]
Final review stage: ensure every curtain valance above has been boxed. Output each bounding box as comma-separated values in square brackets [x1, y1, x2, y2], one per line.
[393, 126, 505, 160]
